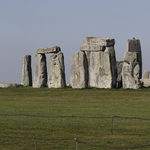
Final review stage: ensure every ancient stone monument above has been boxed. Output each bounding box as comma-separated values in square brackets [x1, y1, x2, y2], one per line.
[122, 52, 141, 89]
[70, 51, 88, 88]
[126, 37, 142, 78]
[21, 55, 32, 86]
[33, 54, 47, 88]
[48, 51, 66, 88]
[70, 37, 117, 88]
[143, 70, 149, 79]
[33, 46, 66, 88]
[116, 61, 123, 88]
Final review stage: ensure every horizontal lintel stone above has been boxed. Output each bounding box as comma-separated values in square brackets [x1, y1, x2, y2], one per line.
[36, 46, 61, 54]
[80, 45, 105, 51]
[83, 37, 115, 47]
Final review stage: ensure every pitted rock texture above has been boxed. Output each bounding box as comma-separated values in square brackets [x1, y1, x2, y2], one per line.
[94, 52, 113, 88]
[122, 52, 141, 89]
[70, 51, 88, 88]
[143, 70, 149, 79]
[126, 38, 142, 78]
[36, 46, 61, 54]
[21, 55, 32, 86]
[48, 52, 66, 88]
[33, 54, 47, 88]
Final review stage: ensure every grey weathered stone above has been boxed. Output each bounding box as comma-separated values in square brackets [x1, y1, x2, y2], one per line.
[95, 52, 113, 88]
[82, 37, 115, 47]
[116, 61, 123, 88]
[140, 78, 150, 88]
[126, 38, 142, 78]
[80, 45, 105, 51]
[36, 46, 61, 54]
[0, 83, 23, 88]
[21, 55, 32, 86]
[143, 70, 149, 79]
[85, 51, 97, 87]
[105, 47, 117, 87]
[48, 52, 66, 88]
[122, 52, 141, 89]
[70, 51, 88, 88]
[33, 54, 47, 88]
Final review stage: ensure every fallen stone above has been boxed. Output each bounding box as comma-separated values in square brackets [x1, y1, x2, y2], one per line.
[70, 51, 88, 88]
[140, 78, 150, 88]
[33, 54, 47, 88]
[82, 37, 115, 47]
[95, 52, 113, 88]
[48, 52, 66, 88]
[126, 38, 142, 78]
[0, 83, 23, 88]
[116, 61, 123, 88]
[122, 52, 141, 89]
[143, 70, 149, 79]
[21, 55, 32, 86]
[36, 46, 61, 54]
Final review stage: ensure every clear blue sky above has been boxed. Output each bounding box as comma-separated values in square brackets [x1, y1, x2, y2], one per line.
[1, 0, 150, 84]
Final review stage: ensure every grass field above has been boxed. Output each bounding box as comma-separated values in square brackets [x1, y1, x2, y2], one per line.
[0, 87, 150, 149]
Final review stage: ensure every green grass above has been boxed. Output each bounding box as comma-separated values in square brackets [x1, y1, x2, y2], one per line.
[0, 87, 150, 149]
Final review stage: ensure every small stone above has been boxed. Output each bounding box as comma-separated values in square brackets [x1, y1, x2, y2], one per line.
[140, 78, 150, 88]
[143, 70, 149, 79]
[36, 46, 61, 54]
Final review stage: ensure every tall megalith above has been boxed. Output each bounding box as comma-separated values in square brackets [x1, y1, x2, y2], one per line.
[143, 70, 149, 79]
[70, 51, 88, 88]
[33, 54, 47, 88]
[48, 51, 66, 88]
[21, 55, 32, 86]
[126, 38, 142, 78]
[122, 52, 141, 89]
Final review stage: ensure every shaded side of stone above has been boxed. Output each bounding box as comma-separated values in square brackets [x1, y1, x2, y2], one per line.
[122, 52, 141, 89]
[143, 70, 149, 79]
[33, 54, 47, 88]
[48, 52, 66, 88]
[105, 47, 117, 88]
[116, 61, 123, 88]
[95, 52, 113, 88]
[36, 46, 61, 54]
[126, 39, 142, 78]
[70, 51, 88, 88]
[21, 55, 32, 86]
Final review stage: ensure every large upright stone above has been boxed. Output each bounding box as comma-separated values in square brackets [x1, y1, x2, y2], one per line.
[126, 38, 142, 78]
[95, 52, 113, 88]
[70, 51, 88, 88]
[122, 52, 141, 89]
[143, 70, 149, 79]
[116, 61, 123, 88]
[48, 52, 66, 88]
[36, 46, 61, 54]
[21, 55, 32, 86]
[33, 54, 47, 88]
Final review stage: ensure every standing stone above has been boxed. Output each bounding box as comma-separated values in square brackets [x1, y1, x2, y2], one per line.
[21, 55, 32, 86]
[70, 51, 88, 88]
[143, 70, 149, 79]
[122, 52, 141, 89]
[105, 47, 117, 87]
[95, 52, 113, 88]
[116, 61, 123, 88]
[48, 51, 66, 88]
[126, 38, 142, 78]
[33, 54, 47, 88]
